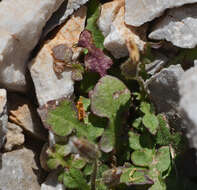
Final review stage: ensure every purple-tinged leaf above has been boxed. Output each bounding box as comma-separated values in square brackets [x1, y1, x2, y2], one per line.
[78, 30, 113, 76]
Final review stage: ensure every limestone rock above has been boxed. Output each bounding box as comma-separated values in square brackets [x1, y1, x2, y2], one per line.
[98, 1, 146, 59]
[179, 66, 197, 149]
[0, 148, 40, 190]
[146, 65, 184, 127]
[97, 0, 124, 37]
[29, 6, 87, 107]
[4, 122, 24, 152]
[41, 171, 65, 190]
[8, 93, 47, 140]
[0, 89, 7, 149]
[149, 4, 197, 48]
[125, 0, 197, 26]
[0, 0, 65, 92]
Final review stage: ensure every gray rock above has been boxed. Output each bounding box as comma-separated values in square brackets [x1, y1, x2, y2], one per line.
[146, 65, 184, 126]
[125, 0, 197, 26]
[179, 66, 197, 149]
[0, 89, 7, 149]
[41, 171, 65, 190]
[0, 0, 64, 92]
[149, 4, 197, 48]
[4, 122, 24, 152]
[0, 148, 40, 190]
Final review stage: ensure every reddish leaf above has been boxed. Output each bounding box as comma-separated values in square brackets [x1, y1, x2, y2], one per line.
[78, 30, 113, 77]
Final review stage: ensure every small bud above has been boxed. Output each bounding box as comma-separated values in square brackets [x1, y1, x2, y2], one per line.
[69, 137, 100, 160]
[52, 44, 73, 63]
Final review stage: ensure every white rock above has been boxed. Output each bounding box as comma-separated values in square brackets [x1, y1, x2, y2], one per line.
[98, 2, 146, 59]
[4, 122, 24, 152]
[0, 89, 7, 149]
[125, 0, 197, 26]
[149, 4, 197, 48]
[0, 0, 65, 92]
[97, 0, 124, 37]
[41, 171, 65, 190]
[29, 7, 87, 106]
[179, 66, 197, 149]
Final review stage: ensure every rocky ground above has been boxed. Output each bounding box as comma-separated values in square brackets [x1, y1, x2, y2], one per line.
[1, 0, 197, 189]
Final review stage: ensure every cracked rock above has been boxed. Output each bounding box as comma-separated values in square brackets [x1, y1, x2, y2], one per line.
[0, 148, 40, 190]
[149, 4, 197, 48]
[146, 65, 184, 127]
[125, 0, 197, 26]
[29, 6, 87, 107]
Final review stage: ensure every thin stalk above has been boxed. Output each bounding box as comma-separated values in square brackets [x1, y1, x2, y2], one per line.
[91, 159, 97, 190]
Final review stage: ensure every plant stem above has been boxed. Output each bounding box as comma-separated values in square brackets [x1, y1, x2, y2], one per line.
[91, 159, 97, 190]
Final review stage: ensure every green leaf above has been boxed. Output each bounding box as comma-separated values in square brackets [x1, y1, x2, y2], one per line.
[91, 75, 131, 152]
[83, 163, 93, 176]
[91, 75, 131, 118]
[84, 113, 106, 142]
[83, 48, 89, 55]
[131, 149, 154, 167]
[155, 146, 171, 173]
[132, 117, 142, 129]
[156, 115, 171, 146]
[55, 144, 71, 157]
[148, 170, 166, 190]
[47, 158, 60, 170]
[120, 166, 153, 185]
[69, 155, 87, 169]
[70, 168, 90, 190]
[46, 99, 87, 137]
[86, 0, 104, 49]
[47, 147, 69, 169]
[149, 177, 166, 190]
[63, 168, 90, 190]
[63, 171, 79, 189]
[140, 102, 151, 114]
[143, 113, 159, 135]
[129, 131, 142, 150]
